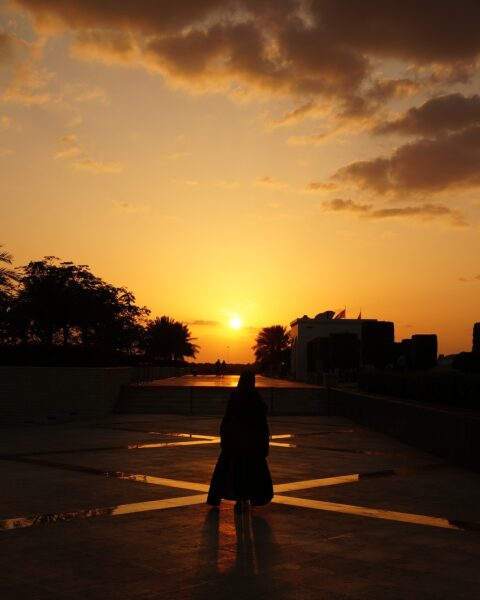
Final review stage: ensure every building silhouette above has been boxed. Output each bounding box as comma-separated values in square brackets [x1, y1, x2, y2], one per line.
[395, 334, 438, 370]
[473, 322, 480, 356]
[290, 311, 394, 381]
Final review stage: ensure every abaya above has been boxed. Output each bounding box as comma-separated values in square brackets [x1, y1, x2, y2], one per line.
[207, 375, 273, 506]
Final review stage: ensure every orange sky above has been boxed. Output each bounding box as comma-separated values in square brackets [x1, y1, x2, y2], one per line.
[1, 1, 480, 362]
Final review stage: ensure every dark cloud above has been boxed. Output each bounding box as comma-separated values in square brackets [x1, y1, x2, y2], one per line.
[190, 319, 221, 326]
[0, 31, 28, 66]
[16, 0, 227, 34]
[12, 1, 480, 123]
[322, 198, 466, 226]
[315, 0, 480, 64]
[366, 78, 419, 104]
[15, 1, 479, 102]
[377, 94, 480, 136]
[368, 204, 465, 226]
[0, 31, 13, 63]
[334, 126, 480, 195]
[323, 198, 372, 213]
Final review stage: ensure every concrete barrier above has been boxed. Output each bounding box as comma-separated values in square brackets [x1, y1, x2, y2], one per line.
[329, 387, 480, 471]
[0, 366, 187, 424]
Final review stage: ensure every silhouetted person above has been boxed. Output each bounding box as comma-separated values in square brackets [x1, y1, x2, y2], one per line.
[221, 360, 227, 377]
[215, 359, 221, 377]
[207, 371, 273, 510]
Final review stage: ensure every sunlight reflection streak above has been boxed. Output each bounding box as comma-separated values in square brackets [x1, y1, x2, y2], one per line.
[272, 495, 462, 530]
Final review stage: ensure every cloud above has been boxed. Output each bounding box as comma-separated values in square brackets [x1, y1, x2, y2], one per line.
[333, 126, 480, 195]
[54, 134, 81, 158]
[0, 31, 13, 63]
[1, 38, 60, 105]
[70, 30, 138, 65]
[0, 30, 29, 66]
[377, 94, 480, 136]
[366, 77, 419, 103]
[321, 198, 466, 227]
[16, 1, 228, 34]
[189, 319, 221, 326]
[306, 181, 337, 193]
[72, 86, 108, 104]
[314, 1, 480, 64]
[458, 275, 480, 283]
[323, 198, 372, 213]
[55, 134, 121, 172]
[67, 114, 82, 127]
[73, 157, 121, 173]
[368, 204, 466, 227]
[3, 86, 54, 105]
[167, 151, 189, 160]
[213, 179, 240, 189]
[115, 202, 148, 214]
[254, 175, 289, 189]
[266, 101, 331, 129]
[16, 0, 480, 109]
[173, 179, 199, 187]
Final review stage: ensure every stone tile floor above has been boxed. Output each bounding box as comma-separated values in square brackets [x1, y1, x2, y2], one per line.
[0, 413, 479, 599]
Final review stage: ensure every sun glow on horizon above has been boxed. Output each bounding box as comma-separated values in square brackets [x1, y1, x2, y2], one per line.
[229, 316, 243, 330]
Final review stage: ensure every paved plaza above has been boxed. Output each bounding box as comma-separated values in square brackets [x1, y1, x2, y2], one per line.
[138, 375, 320, 388]
[1, 412, 479, 599]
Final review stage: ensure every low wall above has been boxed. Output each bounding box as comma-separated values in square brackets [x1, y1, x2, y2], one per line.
[359, 370, 480, 410]
[116, 384, 328, 416]
[0, 366, 187, 424]
[329, 387, 480, 471]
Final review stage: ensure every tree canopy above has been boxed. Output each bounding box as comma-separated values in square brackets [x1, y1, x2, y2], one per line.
[0, 249, 200, 364]
[7, 257, 149, 352]
[253, 325, 291, 370]
[143, 316, 199, 361]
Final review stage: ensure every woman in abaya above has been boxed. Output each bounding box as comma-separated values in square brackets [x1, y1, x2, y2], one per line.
[207, 370, 273, 510]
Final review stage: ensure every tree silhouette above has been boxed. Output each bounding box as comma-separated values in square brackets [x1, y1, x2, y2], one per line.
[143, 316, 199, 362]
[0, 245, 17, 300]
[11, 257, 148, 351]
[0, 245, 18, 344]
[253, 325, 290, 370]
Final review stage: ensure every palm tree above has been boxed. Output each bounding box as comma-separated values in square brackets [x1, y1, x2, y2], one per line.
[253, 325, 290, 370]
[0, 245, 18, 297]
[143, 316, 199, 362]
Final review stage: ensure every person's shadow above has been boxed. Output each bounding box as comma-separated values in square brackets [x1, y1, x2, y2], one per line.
[191, 507, 288, 599]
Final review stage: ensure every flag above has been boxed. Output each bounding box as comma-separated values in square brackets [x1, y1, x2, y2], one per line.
[334, 308, 346, 319]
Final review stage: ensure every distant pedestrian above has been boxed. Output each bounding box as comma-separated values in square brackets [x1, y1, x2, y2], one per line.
[221, 360, 226, 377]
[215, 359, 221, 377]
[207, 371, 273, 510]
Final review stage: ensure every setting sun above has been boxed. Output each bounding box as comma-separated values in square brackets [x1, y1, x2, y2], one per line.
[230, 316, 243, 330]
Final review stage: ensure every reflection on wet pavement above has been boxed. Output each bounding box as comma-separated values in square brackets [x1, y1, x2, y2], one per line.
[272, 495, 480, 532]
[0, 494, 208, 531]
[115, 473, 209, 492]
[129, 438, 219, 449]
[0, 430, 408, 459]
[2, 420, 477, 540]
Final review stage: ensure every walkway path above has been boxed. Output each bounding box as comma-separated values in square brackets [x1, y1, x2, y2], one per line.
[0, 414, 479, 599]
[140, 375, 321, 388]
